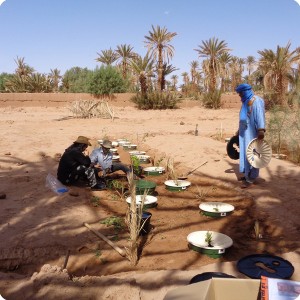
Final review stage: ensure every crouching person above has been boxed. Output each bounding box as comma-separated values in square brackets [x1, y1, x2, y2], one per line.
[57, 136, 106, 191]
[90, 140, 131, 178]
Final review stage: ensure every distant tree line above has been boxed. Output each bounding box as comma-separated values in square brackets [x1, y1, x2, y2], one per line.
[1, 25, 300, 108]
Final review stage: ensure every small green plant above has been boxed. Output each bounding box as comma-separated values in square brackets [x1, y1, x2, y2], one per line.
[205, 231, 213, 247]
[109, 194, 120, 201]
[107, 179, 127, 199]
[131, 155, 142, 176]
[90, 196, 101, 207]
[111, 235, 120, 241]
[94, 249, 102, 258]
[213, 206, 219, 212]
[100, 216, 125, 232]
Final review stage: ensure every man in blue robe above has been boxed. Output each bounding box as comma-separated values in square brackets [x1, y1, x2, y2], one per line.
[235, 83, 266, 188]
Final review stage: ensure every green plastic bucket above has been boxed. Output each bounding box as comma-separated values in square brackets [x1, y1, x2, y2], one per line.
[135, 180, 156, 195]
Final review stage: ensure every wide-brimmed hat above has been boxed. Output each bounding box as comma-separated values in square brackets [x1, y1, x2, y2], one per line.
[102, 140, 112, 149]
[74, 136, 91, 146]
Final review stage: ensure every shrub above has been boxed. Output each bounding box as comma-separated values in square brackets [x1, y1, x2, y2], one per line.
[201, 89, 221, 109]
[268, 106, 300, 163]
[131, 91, 180, 110]
[62, 67, 93, 93]
[88, 65, 128, 96]
[0, 73, 14, 92]
[263, 91, 281, 109]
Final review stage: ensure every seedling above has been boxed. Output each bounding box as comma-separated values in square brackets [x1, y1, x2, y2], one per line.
[108, 179, 127, 199]
[205, 231, 214, 247]
[100, 216, 126, 232]
[90, 196, 101, 207]
[131, 155, 142, 176]
[109, 194, 120, 201]
[94, 249, 102, 258]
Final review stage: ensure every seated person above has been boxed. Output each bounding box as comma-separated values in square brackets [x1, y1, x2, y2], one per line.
[57, 136, 105, 190]
[90, 140, 132, 178]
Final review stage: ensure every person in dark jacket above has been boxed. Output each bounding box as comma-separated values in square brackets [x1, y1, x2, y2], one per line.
[57, 136, 105, 190]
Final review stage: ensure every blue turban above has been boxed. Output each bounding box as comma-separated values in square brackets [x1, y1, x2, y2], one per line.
[235, 83, 253, 102]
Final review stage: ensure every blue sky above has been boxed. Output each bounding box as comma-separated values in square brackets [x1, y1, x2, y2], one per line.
[0, 0, 300, 82]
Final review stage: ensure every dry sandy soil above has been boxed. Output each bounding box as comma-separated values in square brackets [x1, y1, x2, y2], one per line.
[0, 96, 299, 299]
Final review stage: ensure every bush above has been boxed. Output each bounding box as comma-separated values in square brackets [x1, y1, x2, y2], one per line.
[0, 73, 14, 92]
[263, 91, 280, 109]
[268, 106, 300, 163]
[131, 91, 180, 110]
[88, 66, 128, 96]
[62, 67, 93, 93]
[201, 89, 221, 109]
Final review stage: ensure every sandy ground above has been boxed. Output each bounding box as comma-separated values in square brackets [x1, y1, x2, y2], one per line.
[0, 98, 299, 299]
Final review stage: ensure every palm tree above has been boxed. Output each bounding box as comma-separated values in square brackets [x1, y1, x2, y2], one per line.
[5, 75, 27, 92]
[95, 48, 118, 66]
[181, 72, 189, 95]
[181, 72, 189, 86]
[130, 54, 154, 95]
[49, 68, 62, 92]
[159, 63, 178, 90]
[218, 52, 232, 92]
[194, 37, 231, 92]
[246, 56, 256, 77]
[14, 57, 34, 77]
[190, 60, 199, 84]
[170, 74, 178, 91]
[201, 59, 210, 92]
[258, 42, 300, 105]
[144, 25, 177, 91]
[237, 58, 245, 84]
[229, 56, 241, 92]
[115, 44, 136, 79]
[26, 73, 52, 92]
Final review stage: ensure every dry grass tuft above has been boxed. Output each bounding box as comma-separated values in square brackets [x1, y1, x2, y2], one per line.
[166, 157, 177, 181]
[125, 171, 146, 266]
[68, 99, 115, 119]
